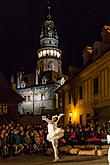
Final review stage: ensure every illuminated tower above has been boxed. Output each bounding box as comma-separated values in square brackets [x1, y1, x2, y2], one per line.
[16, 3, 67, 116]
[36, 5, 62, 84]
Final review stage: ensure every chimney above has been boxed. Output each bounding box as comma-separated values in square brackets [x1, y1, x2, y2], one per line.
[82, 46, 93, 65]
[68, 66, 81, 79]
[101, 25, 110, 44]
[10, 74, 16, 91]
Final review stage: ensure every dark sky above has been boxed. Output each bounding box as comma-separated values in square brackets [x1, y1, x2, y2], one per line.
[0, 0, 110, 80]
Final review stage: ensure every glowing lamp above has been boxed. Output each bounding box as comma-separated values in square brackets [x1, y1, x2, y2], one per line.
[70, 112, 72, 117]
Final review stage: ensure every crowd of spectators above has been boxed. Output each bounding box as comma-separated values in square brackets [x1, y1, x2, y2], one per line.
[0, 120, 110, 159]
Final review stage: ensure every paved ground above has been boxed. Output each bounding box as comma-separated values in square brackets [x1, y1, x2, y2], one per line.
[0, 153, 108, 165]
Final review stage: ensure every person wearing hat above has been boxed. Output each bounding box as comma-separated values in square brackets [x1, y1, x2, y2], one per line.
[42, 113, 64, 162]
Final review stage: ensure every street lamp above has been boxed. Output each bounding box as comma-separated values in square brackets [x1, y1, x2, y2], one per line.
[70, 112, 72, 117]
[31, 88, 35, 115]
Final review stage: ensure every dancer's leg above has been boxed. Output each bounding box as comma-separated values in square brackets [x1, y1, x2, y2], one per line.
[108, 147, 110, 165]
[51, 139, 59, 161]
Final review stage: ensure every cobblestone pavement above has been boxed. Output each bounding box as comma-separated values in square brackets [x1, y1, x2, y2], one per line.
[0, 153, 108, 165]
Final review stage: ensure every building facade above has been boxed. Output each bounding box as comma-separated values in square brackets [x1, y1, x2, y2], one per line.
[0, 70, 24, 122]
[16, 6, 68, 116]
[57, 25, 110, 125]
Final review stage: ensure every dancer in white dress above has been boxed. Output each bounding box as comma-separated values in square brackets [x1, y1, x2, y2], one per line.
[42, 113, 65, 161]
[107, 134, 110, 165]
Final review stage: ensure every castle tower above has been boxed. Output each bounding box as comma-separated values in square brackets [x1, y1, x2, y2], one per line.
[36, 5, 62, 81]
[16, 3, 67, 116]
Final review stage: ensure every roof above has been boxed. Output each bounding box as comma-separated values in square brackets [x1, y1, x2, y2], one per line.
[0, 70, 24, 104]
[0, 87, 24, 104]
[39, 70, 68, 85]
[0, 70, 9, 88]
[56, 49, 110, 93]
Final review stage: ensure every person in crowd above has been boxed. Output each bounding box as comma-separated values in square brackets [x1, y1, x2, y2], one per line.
[13, 129, 24, 155]
[76, 128, 84, 145]
[39, 130, 47, 152]
[19, 131, 29, 153]
[63, 127, 70, 145]
[32, 131, 41, 152]
[69, 128, 77, 146]
[0, 130, 9, 158]
[24, 130, 32, 154]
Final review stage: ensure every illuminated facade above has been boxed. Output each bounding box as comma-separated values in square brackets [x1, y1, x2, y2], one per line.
[16, 6, 68, 116]
[57, 25, 110, 125]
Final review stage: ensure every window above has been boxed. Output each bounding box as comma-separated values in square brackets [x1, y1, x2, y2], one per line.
[94, 112, 98, 123]
[59, 98, 62, 107]
[68, 92, 71, 104]
[48, 91, 52, 99]
[80, 115, 83, 125]
[93, 77, 98, 95]
[3, 105, 7, 114]
[24, 96, 26, 101]
[0, 106, 2, 115]
[86, 113, 90, 123]
[79, 86, 83, 100]
[61, 77, 65, 85]
[28, 96, 30, 101]
[42, 76, 47, 84]
[41, 93, 45, 100]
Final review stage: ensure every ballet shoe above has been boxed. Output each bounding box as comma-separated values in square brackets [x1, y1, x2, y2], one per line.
[53, 157, 59, 162]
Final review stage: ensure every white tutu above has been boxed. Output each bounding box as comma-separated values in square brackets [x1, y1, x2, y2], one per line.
[107, 135, 110, 163]
[107, 135, 110, 144]
[47, 123, 64, 142]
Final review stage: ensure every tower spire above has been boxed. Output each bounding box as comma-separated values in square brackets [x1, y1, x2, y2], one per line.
[48, 1, 51, 15]
[47, 1, 51, 20]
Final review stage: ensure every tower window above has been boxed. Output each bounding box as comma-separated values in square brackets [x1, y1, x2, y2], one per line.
[49, 32, 52, 37]
[41, 93, 45, 100]
[42, 76, 47, 84]
[61, 77, 65, 85]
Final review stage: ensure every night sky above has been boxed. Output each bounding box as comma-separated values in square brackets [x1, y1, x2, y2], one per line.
[0, 0, 110, 80]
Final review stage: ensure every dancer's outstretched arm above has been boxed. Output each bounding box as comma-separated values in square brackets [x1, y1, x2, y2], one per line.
[42, 116, 51, 124]
[56, 113, 65, 124]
